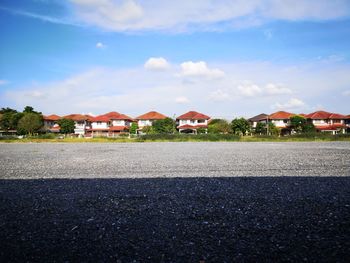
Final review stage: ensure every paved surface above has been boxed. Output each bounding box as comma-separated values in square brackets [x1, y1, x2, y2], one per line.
[0, 142, 350, 262]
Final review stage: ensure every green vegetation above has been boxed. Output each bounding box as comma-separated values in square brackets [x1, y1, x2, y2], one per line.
[17, 113, 43, 135]
[231, 118, 250, 136]
[57, 118, 75, 134]
[129, 122, 138, 134]
[152, 118, 176, 134]
[208, 119, 231, 134]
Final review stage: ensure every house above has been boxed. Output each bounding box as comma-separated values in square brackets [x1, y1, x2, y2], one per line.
[136, 111, 168, 133]
[63, 114, 92, 136]
[43, 114, 61, 133]
[248, 113, 268, 128]
[86, 111, 133, 137]
[176, 111, 210, 134]
[268, 111, 296, 135]
[305, 111, 347, 134]
[268, 111, 295, 128]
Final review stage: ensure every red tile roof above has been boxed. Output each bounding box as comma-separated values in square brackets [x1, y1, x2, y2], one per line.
[63, 114, 91, 121]
[176, 111, 210, 120]
[101, 111, 133, 121]
[136, 111, 168, 120]
[305, 111, 347, 120]
[268, 111, 295, 120]
[89, 115, 110, 122]
[43, 114, 61, 121]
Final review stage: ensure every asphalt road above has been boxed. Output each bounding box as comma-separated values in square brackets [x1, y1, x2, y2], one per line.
[0, 142, 350, 262]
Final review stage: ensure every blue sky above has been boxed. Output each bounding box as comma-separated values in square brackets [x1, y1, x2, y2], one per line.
[1, 0, 350, 118]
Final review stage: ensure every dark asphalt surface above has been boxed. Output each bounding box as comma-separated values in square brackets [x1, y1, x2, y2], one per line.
[1, 142, 350, 262]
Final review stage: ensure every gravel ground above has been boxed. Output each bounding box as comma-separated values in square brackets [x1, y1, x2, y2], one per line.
[0, 142, 350, 262]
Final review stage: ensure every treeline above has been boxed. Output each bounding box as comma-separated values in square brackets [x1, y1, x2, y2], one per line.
[0, 106, 43, 135]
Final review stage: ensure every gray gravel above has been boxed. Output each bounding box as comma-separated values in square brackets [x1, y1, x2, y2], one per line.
[0, 142, 350, 262]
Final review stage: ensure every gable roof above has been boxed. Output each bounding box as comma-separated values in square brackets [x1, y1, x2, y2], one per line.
[248, 113, 268, 122]
[90, 112, 133, 122]
[269, 111, 295, 120]
[136, 111, 168, 120]
[176, 111, 210, 120]
[43, 114, 61, 121]
[102, 111, 133, 121]
[63, 114, 92, 121]
[305, 111, 346, 120]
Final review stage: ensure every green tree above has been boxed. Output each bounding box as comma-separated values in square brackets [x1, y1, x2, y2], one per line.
[129, 122, 138, 134]
[0, 110, 24, 131]
[17, 113, 43, 135]
[23, 106, 41, 114]
[152, 117, 176, 134]
[267, 122, 280, 136]
[302, 122, 316, 133]
[254, 122, 267, 135]
[57, 118, 75, 134]
[208, 119, 231, 134]
[231, 118, 250, 136]
[142, 125, 156, 134]
[290, 115, 307, 133]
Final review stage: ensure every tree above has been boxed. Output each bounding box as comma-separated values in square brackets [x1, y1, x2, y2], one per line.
[23, 106, 41, 114]
[290, 115, 307, 133]
[254, 122, 267, 135]
[231, 118, 250, 136]
[152, 118, 176, 134]
[208, 119, 232, 134]
[17, 113, 43, 135]
[267, 122, 280, 136]
[57, 118, 75, 134]
[302, 123, 316, 133]
[142, 125, 156, 134]
[0, 109, 24, 131]
[129, 122, 138, 134]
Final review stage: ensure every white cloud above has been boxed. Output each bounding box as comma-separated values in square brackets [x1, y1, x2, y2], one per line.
[144, 57, 170, 70]
[209, 89, 230, 102]
[0, 79, 9, 85]
[180, 61, 225, 79]
[175, 96, 190, 104]
[272, 98, 305, 110]
[96, 42, 106, 49]
[265, 83, 292, 95]
[71, 0, 143, 31]
[238, 84, 262, 97]
[3, 59, 350, 117]
[68, 0, 350, 32]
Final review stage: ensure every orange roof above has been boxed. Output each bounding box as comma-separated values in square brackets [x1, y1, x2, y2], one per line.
[305, 111, 347, 120]
[101, 111, 133, 121]
[268, 111, 295, 120]
[43, 114, 61, 121]
[176, 111, 210, 120]
[63, 114, 91, 121]
[90, 112, 133, 122]
[89, 115, 110, 122]
[136, 111, 168, 120]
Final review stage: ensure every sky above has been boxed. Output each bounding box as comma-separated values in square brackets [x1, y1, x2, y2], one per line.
[0, 0, 350, 119]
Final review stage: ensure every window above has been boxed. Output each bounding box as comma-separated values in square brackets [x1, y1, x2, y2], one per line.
[97, 121, 102, 125]
[198, 119, 205, 123]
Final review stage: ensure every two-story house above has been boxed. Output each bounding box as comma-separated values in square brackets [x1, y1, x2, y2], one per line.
[63, 114, 92, 136]
[248, 113, 268, 128]
[135, 111, 168, 133]
[43, 114, 61, 133]
[176, 111, 210, 134]
[305, 111, 347, 134]
[87, 112, 133, 137]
